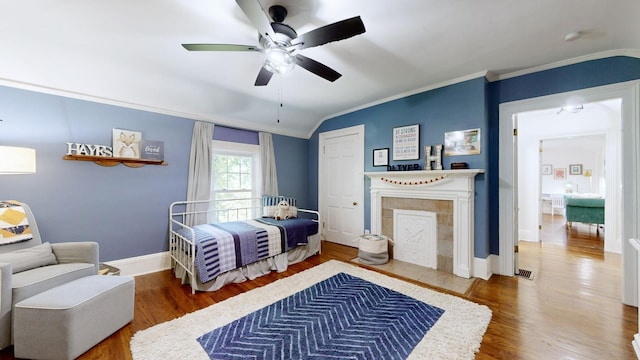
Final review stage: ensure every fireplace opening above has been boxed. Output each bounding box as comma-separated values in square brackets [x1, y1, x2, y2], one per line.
[381, 197, 453, 273]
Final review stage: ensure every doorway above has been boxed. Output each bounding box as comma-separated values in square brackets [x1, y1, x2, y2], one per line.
[498, 81, 640, 306]
[516, 100, 619, 253]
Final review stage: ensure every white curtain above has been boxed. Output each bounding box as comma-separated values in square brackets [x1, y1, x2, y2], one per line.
[186, 122, 214, 226]
[259, 132, 278, 196]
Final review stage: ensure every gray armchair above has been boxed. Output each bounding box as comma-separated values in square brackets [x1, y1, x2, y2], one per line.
[0, 202, 98, 349]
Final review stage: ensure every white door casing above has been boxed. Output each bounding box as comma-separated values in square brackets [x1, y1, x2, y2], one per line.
[318, 125, 365, 246]
[499, 81, 640, 306]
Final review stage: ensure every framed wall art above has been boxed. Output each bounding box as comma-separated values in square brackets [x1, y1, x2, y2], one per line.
[112, 128, 141, 159]
[393, 124, 419, 160]
[444, 128, 481, 156]
[541, 164, 552, 175]
[373, 148, 389, 167]
[554, 167, 566, 180]
[569, 164, 583, 175]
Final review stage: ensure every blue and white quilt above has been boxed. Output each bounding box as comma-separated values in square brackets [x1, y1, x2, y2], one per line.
[184, 218, 318, 283]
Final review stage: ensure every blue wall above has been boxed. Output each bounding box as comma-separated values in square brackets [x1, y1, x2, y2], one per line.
[2, 55, 639, 263]
[485, 56, 640, 254]
[310, 55, 640, 259]
[272, 134, 311, 209]
[309, 78, 491, 258]
[0, 86, 309, 261]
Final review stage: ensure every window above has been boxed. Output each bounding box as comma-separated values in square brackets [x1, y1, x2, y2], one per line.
[211, 141, 261, 222]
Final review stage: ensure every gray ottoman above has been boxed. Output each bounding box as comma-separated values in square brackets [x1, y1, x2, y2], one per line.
[13, 275, 134, 360]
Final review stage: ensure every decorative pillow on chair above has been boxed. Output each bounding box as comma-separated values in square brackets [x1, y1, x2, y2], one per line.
[262, 195, 298, 218]
[0, 200, 33, 245]
[0, 242, 58, 273]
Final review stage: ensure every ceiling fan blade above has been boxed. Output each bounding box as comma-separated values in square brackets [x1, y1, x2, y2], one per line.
[182, 44, 260, 52]
[236, 0, 275, 40]
[255, 66, 274, 86]
[291, 16, 365, 50]
[294, 54, 342, 82]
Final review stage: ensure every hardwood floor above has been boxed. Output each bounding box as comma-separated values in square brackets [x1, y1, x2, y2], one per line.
[1, 214, 637, 359]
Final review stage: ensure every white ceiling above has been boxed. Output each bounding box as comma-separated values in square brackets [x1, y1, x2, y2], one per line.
[1, 0, 640, 138]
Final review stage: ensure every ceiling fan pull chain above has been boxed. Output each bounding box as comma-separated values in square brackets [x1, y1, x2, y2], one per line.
[277, 78, 282, 123]
[276, 76, 282, 124]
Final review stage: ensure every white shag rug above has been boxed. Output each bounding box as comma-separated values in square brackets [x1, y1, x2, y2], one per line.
[130, 260, 492, 360]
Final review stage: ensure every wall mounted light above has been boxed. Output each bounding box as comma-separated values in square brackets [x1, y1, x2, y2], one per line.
[557, 104, 584, 115]
[0, 146, 36, 174]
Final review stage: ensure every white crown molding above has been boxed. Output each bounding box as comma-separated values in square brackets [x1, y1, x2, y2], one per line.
[313, 49, 640, 136]
[488, 49, 640, 82]
[0, 78, 311, 139]
[312, 71, 490, 136]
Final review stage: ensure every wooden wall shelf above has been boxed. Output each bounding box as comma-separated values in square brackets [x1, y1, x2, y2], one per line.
[63, 155, 168, 168]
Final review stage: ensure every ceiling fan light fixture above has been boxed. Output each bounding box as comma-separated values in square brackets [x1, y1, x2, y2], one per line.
[264, 48, 295, 74]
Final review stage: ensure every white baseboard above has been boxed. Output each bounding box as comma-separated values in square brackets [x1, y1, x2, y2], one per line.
[633, 333, 640, 359]
[491, 254, 502, 275]
[473, 255, 496, 280]
[108, 251, 500, 281]
[104, 252, 171, 277]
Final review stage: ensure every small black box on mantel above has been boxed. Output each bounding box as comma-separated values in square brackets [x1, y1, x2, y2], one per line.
[451, 162, 469, 169]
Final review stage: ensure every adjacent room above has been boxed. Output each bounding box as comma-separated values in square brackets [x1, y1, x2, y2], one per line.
[1, 1, 640, 359]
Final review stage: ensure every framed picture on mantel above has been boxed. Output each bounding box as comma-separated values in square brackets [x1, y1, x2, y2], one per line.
[373, 148, 389, 167]
[393, 124, 419, 160]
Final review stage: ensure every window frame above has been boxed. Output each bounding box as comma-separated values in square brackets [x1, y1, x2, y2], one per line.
[210, 140, 262, 222]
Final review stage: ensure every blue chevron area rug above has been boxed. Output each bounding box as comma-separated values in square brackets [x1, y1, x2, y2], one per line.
[197, 272, 445, 359]
[130, 260, 492, 360]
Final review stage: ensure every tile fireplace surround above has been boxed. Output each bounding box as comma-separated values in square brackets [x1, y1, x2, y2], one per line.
[365, 169, 484, 278]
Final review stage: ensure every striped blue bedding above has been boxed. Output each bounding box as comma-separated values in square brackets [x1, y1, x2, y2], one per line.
[181, 218, 318, 283]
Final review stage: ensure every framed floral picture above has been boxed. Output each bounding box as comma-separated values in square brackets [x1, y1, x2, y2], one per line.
[554, 167, 566, 180]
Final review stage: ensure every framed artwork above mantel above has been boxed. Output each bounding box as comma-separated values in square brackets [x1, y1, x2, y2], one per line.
[373, 148, 389, 167]
[393, 124, 419, 160]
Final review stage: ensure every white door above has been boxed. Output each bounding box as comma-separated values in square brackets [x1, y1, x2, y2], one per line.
[319, 125, 364, 247]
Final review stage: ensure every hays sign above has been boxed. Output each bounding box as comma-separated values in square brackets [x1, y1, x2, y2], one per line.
[66, 143, 113, 157]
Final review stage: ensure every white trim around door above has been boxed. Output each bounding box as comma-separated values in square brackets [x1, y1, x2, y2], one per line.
[498, 80, 640, 306]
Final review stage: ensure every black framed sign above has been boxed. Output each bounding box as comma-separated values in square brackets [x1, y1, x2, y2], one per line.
[373, 148, 389, 166]
[393, 124, 420, 160]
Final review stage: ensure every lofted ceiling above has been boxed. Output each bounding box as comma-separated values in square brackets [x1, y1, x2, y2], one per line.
[1, 0, 639, 138]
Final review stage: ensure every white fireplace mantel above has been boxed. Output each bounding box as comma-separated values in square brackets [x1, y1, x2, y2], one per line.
[365, 169, 484, 278]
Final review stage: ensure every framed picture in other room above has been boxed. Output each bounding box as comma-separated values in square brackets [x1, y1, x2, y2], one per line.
[569, 164, 583, 175]
[554, 167, 566, 180]
[541, 164, 552, 175]
[373, 148, 389, 167]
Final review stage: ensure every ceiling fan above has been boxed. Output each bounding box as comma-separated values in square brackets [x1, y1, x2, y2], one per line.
[182, 0, 366, 86]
